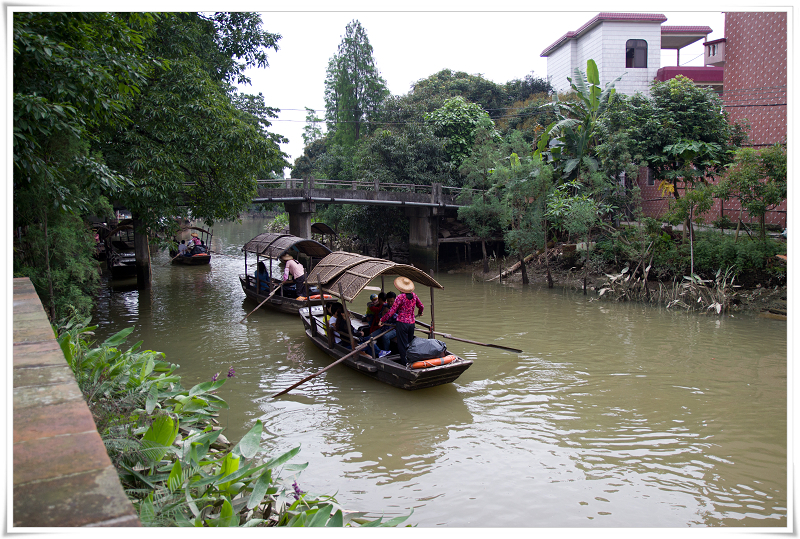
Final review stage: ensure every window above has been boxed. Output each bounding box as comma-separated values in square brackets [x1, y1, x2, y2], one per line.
[626, 39, 648, 68]
[646, 167, 655, 186]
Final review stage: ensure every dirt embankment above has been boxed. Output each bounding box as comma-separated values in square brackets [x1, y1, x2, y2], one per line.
[444, 256, 787, 318]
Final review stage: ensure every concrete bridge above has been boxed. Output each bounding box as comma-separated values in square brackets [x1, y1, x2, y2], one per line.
[253, 179, 474, 270]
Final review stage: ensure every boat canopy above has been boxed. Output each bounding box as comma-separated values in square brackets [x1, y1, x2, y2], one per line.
[242, 232, 331, 259]
[308, 251, 443, 303]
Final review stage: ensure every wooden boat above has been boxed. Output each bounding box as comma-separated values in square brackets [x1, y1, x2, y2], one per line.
[105, 221, 137, 278]
[169, 225, 212, 265]
[239, 232, 332, 314]
[298, 251, 473, 390]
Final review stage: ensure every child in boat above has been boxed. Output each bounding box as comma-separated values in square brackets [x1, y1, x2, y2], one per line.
[330, 303, 389, 358]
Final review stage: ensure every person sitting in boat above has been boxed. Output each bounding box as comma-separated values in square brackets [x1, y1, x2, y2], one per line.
[190, 232, 202, 246]
[379, 277, 424, 366]
[280, 253, 307, 297]
[362, 293, 379, 331]
[330, 303, 389, 358]
[178, 240, 188, 256]
[255, 261, 271, 293]
[370, 291, 397, 352]
[366, 293, 386, 335]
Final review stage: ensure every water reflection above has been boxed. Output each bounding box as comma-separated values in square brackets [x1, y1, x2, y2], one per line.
[91, 218, 787, 528]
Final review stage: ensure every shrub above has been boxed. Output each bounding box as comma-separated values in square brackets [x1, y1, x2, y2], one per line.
[56, 313, 412, 527]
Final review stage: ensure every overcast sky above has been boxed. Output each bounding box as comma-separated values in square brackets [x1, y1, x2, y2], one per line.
[237, 4, 731, 176]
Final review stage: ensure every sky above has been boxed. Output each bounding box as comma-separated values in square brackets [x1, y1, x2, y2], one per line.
[236, 4, 732, 176]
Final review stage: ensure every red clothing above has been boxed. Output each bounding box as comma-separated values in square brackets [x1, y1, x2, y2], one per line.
[367, 302, 386, 334]
[380, 292, 423, 325]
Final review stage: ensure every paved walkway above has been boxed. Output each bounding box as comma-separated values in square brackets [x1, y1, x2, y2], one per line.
[12, 278, 140, 527]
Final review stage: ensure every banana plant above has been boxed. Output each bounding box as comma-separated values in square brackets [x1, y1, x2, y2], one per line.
[538, 59, 624, 181]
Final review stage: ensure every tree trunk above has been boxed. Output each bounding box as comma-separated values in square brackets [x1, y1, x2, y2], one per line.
[760, 214, 766, 242]
[689, 205, 694, 276]
[133, 216, 152, 290]
[519, 253, 529, 284]
[583, 232, 590, 295]
[734, 207, 744, 243]
[481, 240, 489, 273]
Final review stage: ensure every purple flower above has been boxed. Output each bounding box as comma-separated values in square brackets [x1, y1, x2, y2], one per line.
[227, 366, 236, 379]
[292, 480, 304, 501]
[211, 372, 220, 382]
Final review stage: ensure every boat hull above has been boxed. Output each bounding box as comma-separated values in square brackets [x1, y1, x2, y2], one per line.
[240, 275, 326, 315]
[299, 306, 473, 390]
[171, 253, 211, 265]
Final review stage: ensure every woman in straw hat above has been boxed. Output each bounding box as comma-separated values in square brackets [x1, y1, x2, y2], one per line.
[379, 276, 424, 366]
[280, 252, 307, 297]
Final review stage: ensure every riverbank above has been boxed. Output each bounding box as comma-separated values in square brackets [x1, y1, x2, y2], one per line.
[451, 254, 787, 317]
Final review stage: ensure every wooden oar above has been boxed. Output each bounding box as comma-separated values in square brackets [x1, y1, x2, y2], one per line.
[271, 328, 391, 398]
[414, 320, 523, 353]
[165, 251, 183, 265]
[239, 283, 284, 324]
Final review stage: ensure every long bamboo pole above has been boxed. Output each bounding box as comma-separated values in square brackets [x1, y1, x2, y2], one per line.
[271, 328, 391, 398]
[414, 320, 523, 353]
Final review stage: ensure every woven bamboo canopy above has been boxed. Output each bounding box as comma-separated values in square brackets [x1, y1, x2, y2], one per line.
[242, 232, 331, 259]
[309, 251, 443, 303]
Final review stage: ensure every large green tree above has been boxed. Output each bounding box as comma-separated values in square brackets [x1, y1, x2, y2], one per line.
[103, 12, 288, 235]
[14, 12, 158, 319]
[14, 12, 288, 317]
[324, 20, 389, 146]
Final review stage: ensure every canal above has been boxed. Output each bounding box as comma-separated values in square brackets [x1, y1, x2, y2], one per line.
[92, 217, 787, 528]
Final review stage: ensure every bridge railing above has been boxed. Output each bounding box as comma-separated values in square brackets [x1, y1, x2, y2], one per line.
[255, 178, 482, 199]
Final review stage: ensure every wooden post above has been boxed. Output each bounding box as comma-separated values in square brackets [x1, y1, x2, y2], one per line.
[318, 275, 333, 348]
[306, 293, 315, 337]
[338, 283, 356, 350]
[428, 271, 435, 339]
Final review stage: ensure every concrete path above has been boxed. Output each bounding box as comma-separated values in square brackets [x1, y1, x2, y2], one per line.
[12, 278, 140, 527]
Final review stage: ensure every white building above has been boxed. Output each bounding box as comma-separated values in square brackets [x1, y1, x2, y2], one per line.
[541, 13, 713, 96]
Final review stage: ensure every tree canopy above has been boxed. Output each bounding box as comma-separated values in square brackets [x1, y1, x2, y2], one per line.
[13, 11, 289, 319]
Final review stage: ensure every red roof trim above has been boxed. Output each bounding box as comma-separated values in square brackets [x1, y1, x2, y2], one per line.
[655, 66, 724, 83]
[541, 12, 667, 57]
[704, 37, 727, 45]
[661, 25, 713, 34]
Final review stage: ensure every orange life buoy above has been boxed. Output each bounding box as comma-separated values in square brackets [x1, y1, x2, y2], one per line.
[297, 294, 334, 301]
[410, 355, 457, 369]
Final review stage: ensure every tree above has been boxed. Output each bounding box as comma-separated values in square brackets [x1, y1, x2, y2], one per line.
[102, 13, 288, 234]
[409, 69, 510, 120]
[427, 96, 492, 174]
[324, 20, 389, 146]
[302, 107, 324, 146]
[716, 143, 787, 241]
[537, 59, 623, 182]
[457, 116, 506, 272]
[13, 12, 157, 318]
[495, 147, 555, 285]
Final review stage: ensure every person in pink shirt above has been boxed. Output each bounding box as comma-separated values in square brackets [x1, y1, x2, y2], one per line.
[280, 253, 307, 296]
[379, 276, 424, 366]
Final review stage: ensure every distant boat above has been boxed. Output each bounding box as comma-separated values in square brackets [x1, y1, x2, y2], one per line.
[298, 251, 473, 390]
[105, 221, 137, 278]
[239, 232, 332, 315]
[170, 225, 212, 266]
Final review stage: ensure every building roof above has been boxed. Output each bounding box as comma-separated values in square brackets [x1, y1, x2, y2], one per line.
[541, 12, 667, 56]
[660, 25, 714, 49]
[655, 66, 724, 83]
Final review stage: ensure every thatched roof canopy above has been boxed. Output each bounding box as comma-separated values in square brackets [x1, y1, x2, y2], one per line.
[242, 232, 331, 259]
[311, 222, 336, 235]
[306, 251, 374, 286]
[311, 251, 443, 303]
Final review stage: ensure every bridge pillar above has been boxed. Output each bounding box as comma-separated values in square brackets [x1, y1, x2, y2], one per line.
[406, 207, 439, 273]
[284, 201, 316, 239]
